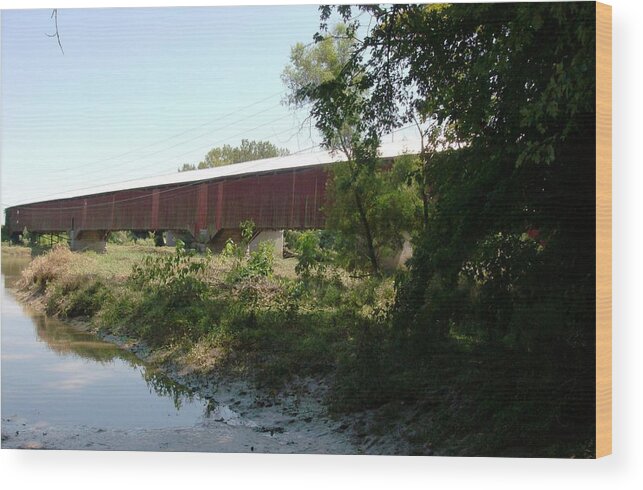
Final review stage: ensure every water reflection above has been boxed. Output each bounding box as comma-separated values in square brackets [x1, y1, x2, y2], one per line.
[31, 314, 125, 364]
[142, 367, 196, 411]
[1, 254, 31, 288]
[1, 254, 208, 427]
[29, 311, 197, 411]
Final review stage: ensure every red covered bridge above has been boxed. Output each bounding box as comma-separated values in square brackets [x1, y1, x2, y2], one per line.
[4, 140, 421, 253]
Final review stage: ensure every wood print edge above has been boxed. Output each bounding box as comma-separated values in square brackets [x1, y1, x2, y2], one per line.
[595, 0, 612, 459]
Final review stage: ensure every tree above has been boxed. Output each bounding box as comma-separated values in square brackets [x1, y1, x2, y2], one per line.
[1, 224, 10, 243]
[282, 24, 385, 274]
[281, 24, 353, 109]
[325, 155, 421, 272]
[178, 139, 289, 172]
[319, 2, 596, 342]
[312, 3, 598, 452]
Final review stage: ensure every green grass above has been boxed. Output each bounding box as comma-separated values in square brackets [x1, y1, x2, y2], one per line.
[69, 244, 174, 280]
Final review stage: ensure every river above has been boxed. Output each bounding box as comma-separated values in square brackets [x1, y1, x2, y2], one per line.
[0, 253, 355, 453]
[1, 255, 209, 430]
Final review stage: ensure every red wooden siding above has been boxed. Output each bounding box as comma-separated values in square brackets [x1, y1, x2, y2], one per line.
[5, 166, 329, 236]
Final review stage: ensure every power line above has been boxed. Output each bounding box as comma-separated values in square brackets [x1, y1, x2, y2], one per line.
[12, 32, 350, 180]
[6, 119, 418, 209]
[10, 98, 309, 195]
[130, 112, 307, 173]
[14, 132, 320, 209]
[12, 112, 312, 204]
[84, 102, 293, 174]
[6, 33, 361, 196]
[32, 90, 286, 173]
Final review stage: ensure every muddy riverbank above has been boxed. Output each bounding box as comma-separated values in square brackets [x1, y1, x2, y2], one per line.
[1, 252, 416, 454]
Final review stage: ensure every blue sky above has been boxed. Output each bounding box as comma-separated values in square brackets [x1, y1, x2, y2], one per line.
[1, 5, 324, 217]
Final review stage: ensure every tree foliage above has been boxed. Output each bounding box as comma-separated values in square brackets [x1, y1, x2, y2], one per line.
[325, 155, 420, 272]
[292, 230, 329, 280]
[179, 139, 289, 172]
[316, 1, 596, 339]
[310, 2, 597, 448]
[282, 24, 395, 274]
[281, 24, 354, 109]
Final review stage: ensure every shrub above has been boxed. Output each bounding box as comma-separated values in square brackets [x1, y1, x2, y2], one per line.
[95, 287, 145, 334]
[58, 278, 111, 318]
[225, 241, 274, 284]
[130, 240, 210, 306]
[240, 219, 256, 245]
[247, 242, 274, 276]
[293, 230, 329, 279]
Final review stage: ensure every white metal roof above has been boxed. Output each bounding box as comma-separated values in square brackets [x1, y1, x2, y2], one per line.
[10, 138, 423, 208]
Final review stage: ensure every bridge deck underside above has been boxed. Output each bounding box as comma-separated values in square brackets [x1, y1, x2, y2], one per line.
[6, 167, 328, 238]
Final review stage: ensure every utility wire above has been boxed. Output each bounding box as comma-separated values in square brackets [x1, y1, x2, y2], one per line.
[85, 102, 295, 174]
[7, 123, 418, 210]
[13, 100, 309, 194]
[13, 143, 322, 212]
[14, 112, 311, 204]
[7, 122, 418, 208]
[130, 111, 307, 173]
[37, 90, 285, 173]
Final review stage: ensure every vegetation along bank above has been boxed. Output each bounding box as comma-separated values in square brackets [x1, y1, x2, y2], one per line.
[10, 217, 593, 457]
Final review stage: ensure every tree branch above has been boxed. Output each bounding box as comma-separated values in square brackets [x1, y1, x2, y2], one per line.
[46, 9, 64, 55]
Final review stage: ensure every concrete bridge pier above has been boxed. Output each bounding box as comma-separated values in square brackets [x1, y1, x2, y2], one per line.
[165, 231, 177, 247]
[9, 232, 22, 245]
[207, 228, 284, 257]
[69, 229, 108, 253]
[249, 229, 284, 258]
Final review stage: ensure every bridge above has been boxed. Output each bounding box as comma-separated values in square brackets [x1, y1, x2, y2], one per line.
[4, 140, 421, 253]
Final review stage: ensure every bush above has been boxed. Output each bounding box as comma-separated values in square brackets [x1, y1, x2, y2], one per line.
[293, 230, 329, 279]
[53, 278, 111, 318]
[225, 241, 274, 284]
[95, 287, 145, 334]
[130, 240, 210, 306]
[328, 315, 396, 412]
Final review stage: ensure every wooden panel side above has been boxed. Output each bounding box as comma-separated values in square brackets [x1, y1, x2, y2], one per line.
[595, 1, 612, 459]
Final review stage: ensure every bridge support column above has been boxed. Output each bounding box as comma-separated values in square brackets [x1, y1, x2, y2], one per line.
[154, 230, 165, 247]
[380, 232, 414, 272]
[249, 229, 284, 258]
[69, 230, 108, 253]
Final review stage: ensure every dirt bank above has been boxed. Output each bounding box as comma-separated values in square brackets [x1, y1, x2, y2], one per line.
[3, 245, 435, 455]
[3, 289, 418, 455]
